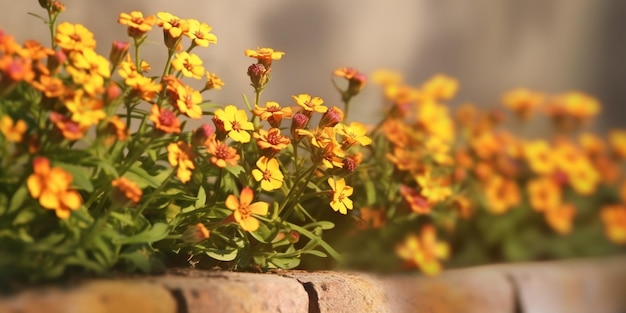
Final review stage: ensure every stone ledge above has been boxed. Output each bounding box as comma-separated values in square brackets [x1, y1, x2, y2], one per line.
[1, 256, 625, 313]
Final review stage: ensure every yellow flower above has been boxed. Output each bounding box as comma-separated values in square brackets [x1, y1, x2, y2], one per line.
[245, 47, 285, 67]
[252, 156, 284, 191]
[328, 177, 353, 214]
[204, 71, 225, 91]
[566, 159, 600, 196]
[27, 157, 82, 219]
[601, 205, 626, 244]
[371, 69, 403, 87]
[484, 175, 520, 214]
[118, 11, 156, 37]
[63, 90, 106, 128]
[167, 141, 195, 183]
[292, 94, 327, 116]
[171, 52, 205, 79]
[185, 19, 217, 47]
[523, 140, 555, 175]
[214, 105, 254, 143]
[225, 187, 269, 232]
[609, 130, 626, 159]
[420, 74, 458, 101]
[395, 225, 449, 276]
[415, 171, 452, 204]
[111, 177, 143, 205]
[172, 84, 203, 119]
[416, 100, 455, 143]
[0, 115, 27, 142]
[55, 22, 96, 51]
[157, 12, 189, 38]
[205, 134, 240, 168]
[527, 177, 561, 212]
[335, 122, 372, 149]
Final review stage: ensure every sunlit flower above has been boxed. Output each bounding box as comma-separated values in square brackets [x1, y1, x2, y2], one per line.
[63, 90, 106, 128]
[566, 159, 600, 196]
[609, 130, 626, 159]
[149, 104, 181, 134]
[335, 122, 372, 149]
[214, 105, 254, 143]
[416, 100, 455, 143]
[319, 140, 345, 169]
[296, 126, 336, 149]
[26, 157, 82, 219]
[545, 203, 576, 235]
[328, 177, 353, 214]
[55, 22, 96, 51]
[523, 140, 555, 175]
[395, 225, 449, 275]
[527, 177, 562, 212]
[225, 187, 269, 232]
[172, 84, 203, 119]
[253, 101, 293, 128]
[171, 52, 205, 79]
[292, 94, 327, 116]
[425, 136, 453, 165]
[111, 177, 143, 205]
[0, 115, 27, 142]
[601, 205, 626, 244]
[501, 88, 544, 120]
[252, 156, 284, 191]
[205, 134, 240, 168]
[245, 47, 285, 67]
[415, 171, 452, 204]
[167, 141, 195, 183]
[185, 19, 217, 47]
[118, 11, 156, 37]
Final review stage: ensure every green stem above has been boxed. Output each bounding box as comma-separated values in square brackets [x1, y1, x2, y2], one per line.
[211, 168, 224, 205]
[136, 169, 176, 215]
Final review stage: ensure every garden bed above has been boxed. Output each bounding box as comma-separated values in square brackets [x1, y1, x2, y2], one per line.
[1, 256, 625, 313]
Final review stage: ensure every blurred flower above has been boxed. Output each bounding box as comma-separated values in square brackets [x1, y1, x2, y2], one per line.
[149, 104, 181, 134]
[111, 177, 142, 205]
[484, 175, 520, 214]
[609, 130, 626, 159]
[27, 157, 82, 219]
[118, 11, 156, 38]
[225, 187, 269, 232]
[49, 112, 87, 140]
[421, 74, 458, 101]
[523, 140, 555, 175]
[203, 71, 224, 91]
[183, 223, 211, 243]
[501, 88, 544, 121]
[527, 177, 561, 212]
[399, 185, 430, 214]
[167, 141, 195, 183]
[55, 22, 96, 52]
[0, 115, 27, 142]
[601, 205, 626, 244]
[545, 203, 576, 235]
[395, 225, 449, 275]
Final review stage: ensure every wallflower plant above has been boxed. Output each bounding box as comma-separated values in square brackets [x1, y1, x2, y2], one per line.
[0, 1, 624, 283]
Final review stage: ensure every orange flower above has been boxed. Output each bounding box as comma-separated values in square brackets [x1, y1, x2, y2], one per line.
[355, 207, 386, 229]
[545, 203, 576, 235]
[415, 171, 452, 205]
[183, 223, 211, 243]
[601, 205, 626, 244]
[253, 128, 291, 155]
[103, 116, 128, 145]
[111, 177, 143, 204]
[245, 47, 285, 67]
[421, 74, 458, 101]
[205, 134, 240, 168]
[167, 141, 195, 183]
[204, 71, 224, 91]
[225, 187, 269, 232]
[253, 101, 293, 128]
[118, 11, 156, 37]
[399, 185, 431, 214]
[387, 147, 422, 172]
[527, 177, 561, 212]
[49, 112, 88, 140]
[0, 115, 27, 142]
[32, 75, 65, 98]
[609, 130, 626, 159]
[395, 225, 449, 275]
[523, 140, 555, 175]
[501, 88, 544, 120]
[150, 104, 181, 134]
[26, 157, 82, 219]
[483, 175, 520, 214]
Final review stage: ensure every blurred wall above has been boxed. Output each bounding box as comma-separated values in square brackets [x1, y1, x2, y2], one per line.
[1, 0, 623, 127]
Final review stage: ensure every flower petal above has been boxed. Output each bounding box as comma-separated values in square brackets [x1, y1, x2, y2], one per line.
[249, 202, 269, 216]
[225, 194, 239, 211]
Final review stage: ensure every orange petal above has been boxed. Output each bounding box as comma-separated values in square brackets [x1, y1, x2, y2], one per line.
[26, 175, 43, 198]
[225, 194, 239, 211]
[239, 187, 254, 206]
[39, 190, 60, 209]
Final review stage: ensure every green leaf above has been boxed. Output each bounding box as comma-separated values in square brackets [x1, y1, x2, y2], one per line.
[110, 211, 136, 226]
[269, 257, 300, 269]
[248, 222, 273, 243]
[13, 209, 37, 225]
[126, 164, 160, 188]
[55, 162, 94, 192]
[85, 157, 119, 177]
[8, 185, 29, 213]
[303, 221, 335, 230]
[301, 250, 328, 258]
[364, 180, 376, 205]
[115, 223, 170, 244]
[195, 186, 206, 208]
[206, 248, 238, 261]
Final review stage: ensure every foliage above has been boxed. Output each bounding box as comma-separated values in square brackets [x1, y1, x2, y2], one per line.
[0, 1, 624, 282]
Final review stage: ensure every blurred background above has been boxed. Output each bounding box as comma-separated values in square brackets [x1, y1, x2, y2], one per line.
[2, 0, 624, 128]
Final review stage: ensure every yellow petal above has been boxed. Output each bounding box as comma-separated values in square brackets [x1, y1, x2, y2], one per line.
[27, 175, 43, 198]
[39, 190, 60, 210]
[240, 216, 259, 232]
[249, 202, 269, 216]
[225, 194, 239, 211]
[62, 190, 82, 210]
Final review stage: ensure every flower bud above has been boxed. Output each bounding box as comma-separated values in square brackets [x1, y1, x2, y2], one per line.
[47, 50, 66, 74]
[192, 124, 215, 146]
[109, 41, 129, 68]
[290, 112, 309, 142]
[247, 63, 269, 91]
[50, 0, 65, 13]
[318, 106, 344, 128]
[182, 223, 211, 243]
[212, 115, 227, 140]
[38, 0, 51, 9]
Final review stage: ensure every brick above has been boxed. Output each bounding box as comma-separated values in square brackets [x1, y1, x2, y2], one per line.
[157, 270, 309, 313]
[0, 280, 177, 313]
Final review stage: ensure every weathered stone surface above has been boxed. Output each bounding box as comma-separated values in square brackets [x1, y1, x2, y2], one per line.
[499, 256, 626, 313]
[156, 269, 309, 313]
[0, 280, 177, 313]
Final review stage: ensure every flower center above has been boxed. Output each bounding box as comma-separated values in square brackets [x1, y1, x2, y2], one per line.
[159, 110, 176, 126]
[238, 205, 251, 218]
[215, 142, 229, 159]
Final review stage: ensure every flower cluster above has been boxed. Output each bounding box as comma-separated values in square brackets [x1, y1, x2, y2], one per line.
[0, 1, 624, 282]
